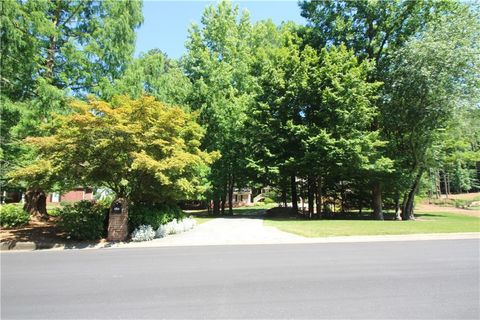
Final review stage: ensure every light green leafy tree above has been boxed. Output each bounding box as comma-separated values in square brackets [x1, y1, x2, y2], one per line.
[10, 96, 217, 207]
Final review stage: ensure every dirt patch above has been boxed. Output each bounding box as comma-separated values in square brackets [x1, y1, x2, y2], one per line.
[0, 216, 68, 243]
[435, 192, 480, 200]
[416, 203, 480, 217]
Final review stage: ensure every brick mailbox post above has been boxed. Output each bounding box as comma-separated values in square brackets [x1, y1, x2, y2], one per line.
[107, 198, 128, 241]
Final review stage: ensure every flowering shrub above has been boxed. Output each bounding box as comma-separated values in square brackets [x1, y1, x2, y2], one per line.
[155, 224, 168, 238]
[155, 217, 197, 238]
[131, 225, 155, 242]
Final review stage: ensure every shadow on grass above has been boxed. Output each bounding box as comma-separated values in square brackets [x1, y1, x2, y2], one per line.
[187, 206, 271, 219]
[264, 208, 452, 222]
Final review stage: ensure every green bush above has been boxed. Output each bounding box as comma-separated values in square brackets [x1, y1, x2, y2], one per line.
[129, 203, 185, 232]
[263, 197, 275, 204]
[57, 201, 108, 240]
[0, 204, 30, 228]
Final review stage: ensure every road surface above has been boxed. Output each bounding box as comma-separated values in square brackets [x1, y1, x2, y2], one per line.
[2, 239, 479, 319]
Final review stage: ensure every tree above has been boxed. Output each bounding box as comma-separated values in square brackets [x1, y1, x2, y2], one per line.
[301, 45, 389, 219]
[10, 96, 217, 207]
[184, 1, 256, 214]
[248, 23, 387, 218]
[299, 0, 472, 219]
[381, 5, 480, 219]
[0, 0, 143, 217]
[101, 49, 192, 107]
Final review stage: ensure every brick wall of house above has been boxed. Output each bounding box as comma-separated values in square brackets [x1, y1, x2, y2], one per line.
[46, 188, 94, 203]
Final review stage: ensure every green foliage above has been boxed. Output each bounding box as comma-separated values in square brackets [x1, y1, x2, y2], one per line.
[128, 203, 185, 231]
[263, 197, 275, 205]
[0, 0, 143, 192]
[57, 201, 108, 240]
[11, 96, 216, 204]
[299, 0, 452, 66]
[184, 1, 257, 212]
[1, 0, 143, 99]
[381, 4, 480, 196]
[101, 49, 192, 107]
[0, 204, 30, 228]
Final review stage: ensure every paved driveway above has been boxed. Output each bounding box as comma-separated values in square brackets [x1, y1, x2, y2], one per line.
[117, 216, 479, 249]
[125, 217, 307, 247]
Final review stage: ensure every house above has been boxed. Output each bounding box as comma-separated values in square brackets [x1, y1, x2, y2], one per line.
[232, 188, 252, 207]
[47, 187, 94, 204]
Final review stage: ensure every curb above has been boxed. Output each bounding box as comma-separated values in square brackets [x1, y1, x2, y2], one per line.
[2, 232, 479, 252]
[1, 241, 65, 251]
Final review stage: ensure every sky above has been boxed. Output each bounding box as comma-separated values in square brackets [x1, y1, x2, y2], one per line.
[135, 0, 307, 59]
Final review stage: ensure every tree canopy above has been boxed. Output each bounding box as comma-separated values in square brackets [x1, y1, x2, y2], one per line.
[2, 0, 479, 222]
[10, 96, 216, 205]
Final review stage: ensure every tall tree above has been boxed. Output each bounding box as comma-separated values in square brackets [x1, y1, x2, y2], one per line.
[382, 5, 480, 219]
[299, 0, 465, 219]
[101, 49, 192, 107]
[184, 1, 255, 214]
[0, 0, 143, 217]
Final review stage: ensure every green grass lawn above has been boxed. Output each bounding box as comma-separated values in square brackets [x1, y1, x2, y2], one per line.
[264, 212, 480, 237]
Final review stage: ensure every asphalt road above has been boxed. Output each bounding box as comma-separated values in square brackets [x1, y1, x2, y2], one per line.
[1, 239, 479, 319]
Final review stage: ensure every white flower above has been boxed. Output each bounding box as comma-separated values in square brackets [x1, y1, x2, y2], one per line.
[155, 225, 168, 238]
[131, 225, 155, 242]
[154, 217, 197, 238]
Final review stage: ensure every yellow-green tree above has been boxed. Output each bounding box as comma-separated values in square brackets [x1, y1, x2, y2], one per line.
[10, 96, 217, 206]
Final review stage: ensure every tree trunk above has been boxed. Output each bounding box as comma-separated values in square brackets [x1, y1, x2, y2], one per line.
[307, 176, 314, 218]
[435, 169, 441, 199]
[228, 174, 234, 215]
[372, 181, 383, 220]
[316, 176, 323, 218]
[213, 197, 220, 216]
[281, 176, 288, 207]
[446, 172, 451, 195]
[442, 170, 449, 198]
[394, 192, 402, 220]
[45, 2, 61, 80]
[221, 188, 226, 215]
[291, 174, 298, 215]
[401, 169, 424, 220]
[23, 188, 48, 219]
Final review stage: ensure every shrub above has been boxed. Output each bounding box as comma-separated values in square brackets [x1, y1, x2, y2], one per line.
[263, 197, 275, 204]
[129, 203, 185, 232]
[131, 225, 155, 242]
[0, 204, 30, 228]
[156, 224, 168, 238]
[155, 217, 197, 238]
[57, 200, 108, 240]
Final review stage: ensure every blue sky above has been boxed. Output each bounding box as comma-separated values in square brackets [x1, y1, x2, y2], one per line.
[135, 1, 306, 59]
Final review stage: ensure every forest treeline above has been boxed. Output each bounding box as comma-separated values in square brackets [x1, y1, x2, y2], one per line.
[1, 0, 479, 221]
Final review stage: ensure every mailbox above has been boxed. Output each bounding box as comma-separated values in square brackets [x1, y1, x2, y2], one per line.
[112, 201, 123, 214]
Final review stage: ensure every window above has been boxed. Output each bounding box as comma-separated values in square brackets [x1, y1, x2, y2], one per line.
[51, 192, 60, 203]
